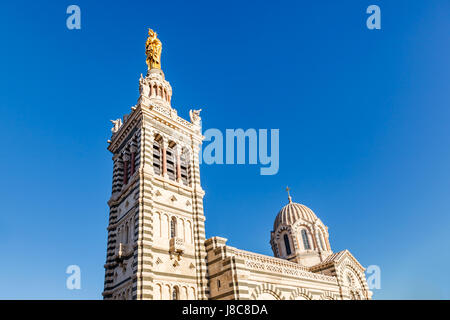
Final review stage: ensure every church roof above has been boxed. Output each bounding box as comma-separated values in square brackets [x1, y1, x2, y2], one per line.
[321, 250, 348, 264]
[309, 250, 365, 272]
[273, 201, 318, 231]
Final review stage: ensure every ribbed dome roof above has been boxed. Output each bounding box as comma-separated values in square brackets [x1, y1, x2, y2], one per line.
[273, 200, 318, 231]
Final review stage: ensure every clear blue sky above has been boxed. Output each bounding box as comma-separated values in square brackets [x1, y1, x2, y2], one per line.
[0, 1, 449, 299]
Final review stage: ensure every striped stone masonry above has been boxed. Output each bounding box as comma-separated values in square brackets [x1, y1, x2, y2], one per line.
[205, 236, 371, 300]
[103, 69, 208, 300]
[102, 62, 372, 300]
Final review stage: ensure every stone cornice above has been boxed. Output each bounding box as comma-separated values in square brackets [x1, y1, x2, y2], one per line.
[141, 104, 203, 143]
[108, 101, 204, 154]
[108, 105, 143, 153]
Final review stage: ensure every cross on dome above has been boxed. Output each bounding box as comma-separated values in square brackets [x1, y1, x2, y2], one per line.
[286, 186, 293, 204]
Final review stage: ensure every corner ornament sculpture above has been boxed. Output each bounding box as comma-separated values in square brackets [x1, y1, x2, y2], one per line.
[145, 28, 162, 70]
[189, 109, 202, 126]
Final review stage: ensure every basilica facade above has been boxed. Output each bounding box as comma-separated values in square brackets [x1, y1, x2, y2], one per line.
[102, 30, 372, 300]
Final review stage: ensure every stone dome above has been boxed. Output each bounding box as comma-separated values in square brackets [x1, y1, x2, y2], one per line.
[273, 200, 318, 231]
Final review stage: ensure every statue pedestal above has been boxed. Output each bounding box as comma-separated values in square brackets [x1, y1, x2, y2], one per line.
[147, 68, 165, 79]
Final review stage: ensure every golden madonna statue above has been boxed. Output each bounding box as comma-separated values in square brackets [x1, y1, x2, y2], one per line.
[145, 28, 162, 70]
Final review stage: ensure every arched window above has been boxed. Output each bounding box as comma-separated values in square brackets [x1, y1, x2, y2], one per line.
[125, 224, 129, 244]
[301, 229, 311, 250]
[172, 286, 179, 300]
[318, 231, 325, 250]
[130, 142, 137, 177]
[179, 151, 191, 186]
[166, 144, 176, 181]
[170, 217, 177, 238]
[122, 156, 129, 186]
[126, 154, 131, 181]
[347, 274, 353, 287]
[283, 234, 291, 256]
[153, 138, 162, 175]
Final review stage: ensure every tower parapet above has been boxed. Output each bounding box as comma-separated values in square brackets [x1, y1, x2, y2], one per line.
[139, 69, 172, 111]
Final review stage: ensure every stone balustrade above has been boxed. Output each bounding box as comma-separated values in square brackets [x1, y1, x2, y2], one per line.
[170, 237, 185, 254]
[229, 247, 338, 284]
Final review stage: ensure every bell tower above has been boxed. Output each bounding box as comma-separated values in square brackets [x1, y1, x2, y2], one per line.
[102, 29, 208, 300]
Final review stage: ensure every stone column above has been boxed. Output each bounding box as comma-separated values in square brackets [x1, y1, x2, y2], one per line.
[146, 129, 155, 175]
[176, 144, 182, 183]
[189, 140, 208, 299]
[150, 81, 155, 98]
[130, 145, 137, 176]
